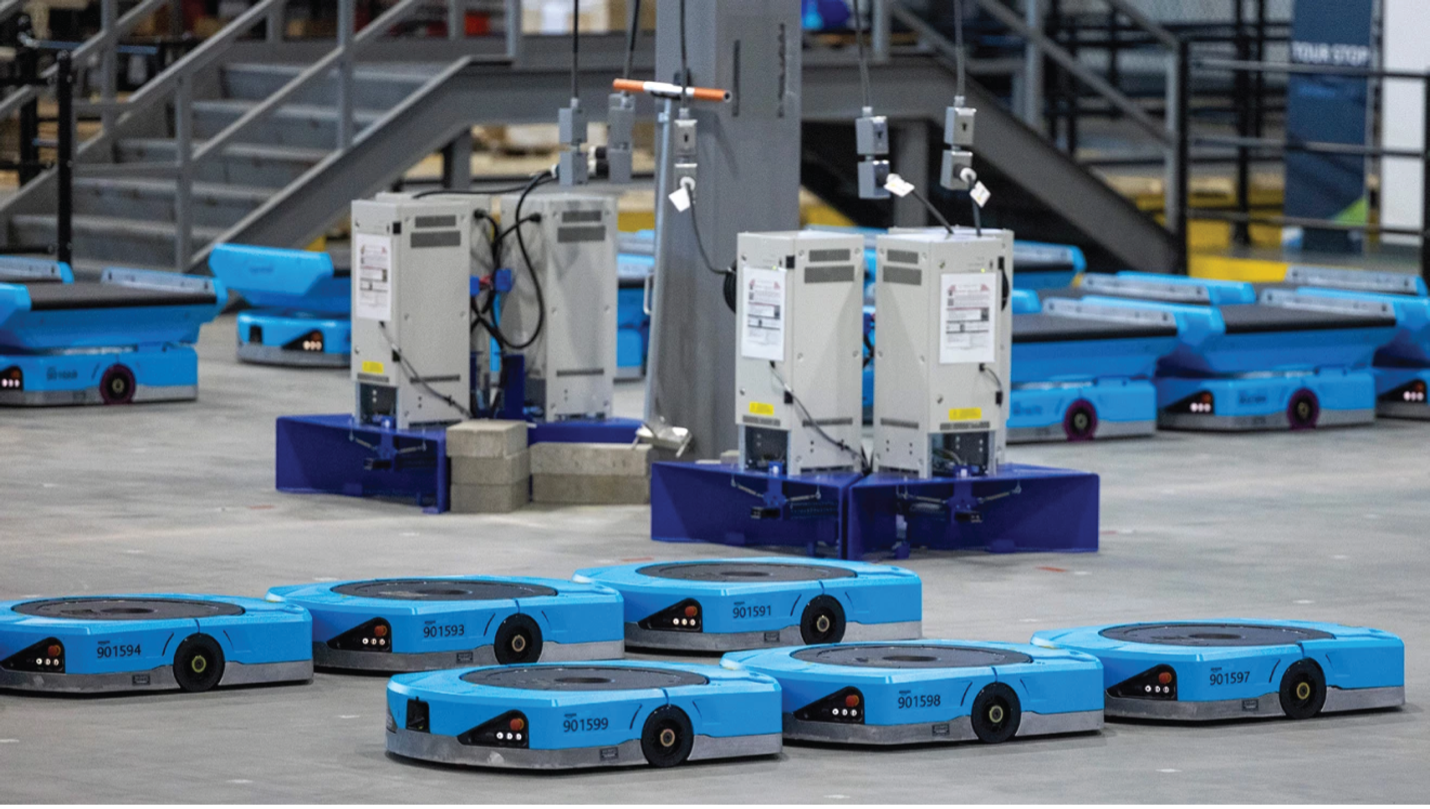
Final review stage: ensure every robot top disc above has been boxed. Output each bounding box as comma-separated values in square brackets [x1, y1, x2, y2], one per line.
[12, 597, 245, 620]
[790, 643, 1033, 669]
[1097, 622, 1335, 647]
[329, 578, 558, 601]
[461, 664, 710, 692]
[636, 562, 857, 583]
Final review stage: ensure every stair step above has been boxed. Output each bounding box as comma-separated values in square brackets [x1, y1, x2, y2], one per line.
[72, 177, 271, 229]
[221, 62, 439, 109]
[191, 99, 386, 150]
[12, 213, 226, 270]
[115, 139, 328, 188]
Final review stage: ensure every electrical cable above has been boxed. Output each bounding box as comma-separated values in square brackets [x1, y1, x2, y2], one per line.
[768, 362, 868, 473]
[378, 321, 473, 419]
[412, 181, 536, 199]
[850, 0, 872, 110]
[907, 185, 954, 234]
[502, 169, 556, 350]
[979, 362, 1004, 406]
[971, 195, 983, 236]
[621, 0, 641, 80]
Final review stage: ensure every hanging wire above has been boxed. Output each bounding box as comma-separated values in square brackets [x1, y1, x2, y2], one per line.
[850, 0, 873, 110]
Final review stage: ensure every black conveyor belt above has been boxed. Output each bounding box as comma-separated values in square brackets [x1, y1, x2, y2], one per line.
[24, 282, 218, 312]
[1219, 304, 1397, 334]
[1014, 313, 1178, 344]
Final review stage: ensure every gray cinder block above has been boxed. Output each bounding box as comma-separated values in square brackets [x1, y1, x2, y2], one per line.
[530, 442, 651, 477]
[446, 420, 528, 458]
[531, 474, 649, 505]
[450, 481, 530, 513]
[451, 451, 531, 486]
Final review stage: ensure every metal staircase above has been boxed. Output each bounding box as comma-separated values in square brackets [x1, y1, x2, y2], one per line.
[0, 0, 1186, 276]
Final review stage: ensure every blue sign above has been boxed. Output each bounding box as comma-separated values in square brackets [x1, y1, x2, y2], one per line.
[1283, 0, 1374, 254]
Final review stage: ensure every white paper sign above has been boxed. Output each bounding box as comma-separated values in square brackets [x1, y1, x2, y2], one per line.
[939, 272, 997, 364]
[741, 266, 787, 361]
[354, 233, 394, 322]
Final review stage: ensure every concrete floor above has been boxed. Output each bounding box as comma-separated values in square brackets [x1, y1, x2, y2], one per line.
[0, 314, 1426, 802]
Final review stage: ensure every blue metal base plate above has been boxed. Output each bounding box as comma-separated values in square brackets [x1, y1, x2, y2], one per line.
[386, 661, 782, 770]
[650, 462, 862, 556]
[846, 464, 1100, 559]
[527, 417, 643, 445]
[267, 576, 624, 672]
[1032, 620, 1405, 722]
[275, 414, 450, 513]
[0, 594, 312, 694]
[724, 640, 1103, 744]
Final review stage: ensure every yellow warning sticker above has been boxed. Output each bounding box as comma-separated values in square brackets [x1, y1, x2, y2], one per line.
[749, 402, 776, 416]
[948, 407, 983, 421]
[361, 360, 386, 376]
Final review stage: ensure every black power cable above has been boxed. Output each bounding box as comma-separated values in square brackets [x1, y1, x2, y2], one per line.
[622, 0, 642, 80]
[500, 170, 556, 351]
[850, 0, 872, 110]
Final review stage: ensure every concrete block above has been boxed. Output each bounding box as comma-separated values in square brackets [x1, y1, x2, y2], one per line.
[447, 420, 528, 458]
[450, 482, 530, 514]
[530, 442, 651, 477]
[532, 474, 649, 505]
[452, 451, 530, 486]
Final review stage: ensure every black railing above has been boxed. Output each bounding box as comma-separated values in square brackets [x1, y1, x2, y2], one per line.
[0, 28, 72, 266]
[1185, 57, 1430, 281]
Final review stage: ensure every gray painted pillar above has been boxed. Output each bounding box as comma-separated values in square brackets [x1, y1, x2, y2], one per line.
[442, 130, 473, 189]
[892, 121, 930, 226]
[648, 0, 802, 459]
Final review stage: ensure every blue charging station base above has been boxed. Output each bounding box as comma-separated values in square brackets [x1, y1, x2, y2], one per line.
[650, 461, 861, 557]
[275, 414, 450, 513]
[845, 465, 1100, 560]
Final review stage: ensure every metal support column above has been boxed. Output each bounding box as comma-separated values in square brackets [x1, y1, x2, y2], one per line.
[173, 72, 192, 272]
[336, 0, 355, 150]
[892, 121, 930, 226]
[100, 0, 118, 134]
[647, 0, 802, 459]
[1171, 39, 1190, 274]
[505, 0, 523, 62]
[266, 0, 283, 42]
[55, 52, 73, 267]
[442, 130, 473, 190]
[1233, 0, 1250, 246]
[872, 0, 890, 63]
[448, 0, 464, 39]
[1022, 0, 1043, 127]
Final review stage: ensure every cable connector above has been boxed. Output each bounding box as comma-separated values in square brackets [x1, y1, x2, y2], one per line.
[605, 91, 636, 185]
[856, 107, 890, 200]
[557, 99, 589, 187]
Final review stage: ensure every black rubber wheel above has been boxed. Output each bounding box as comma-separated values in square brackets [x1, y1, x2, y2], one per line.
[640, 705, 694, 768]
[99, 365, 135, 405]
[1064, 400, 1098, 441]
[1279, 659, 1327, 720]
[173, 634, 225, 692]
[1287, 389, 1320, 431]
[800, 595, 846, 645]
[493, 614, 543, 664]
[970, 682, 1021, 744]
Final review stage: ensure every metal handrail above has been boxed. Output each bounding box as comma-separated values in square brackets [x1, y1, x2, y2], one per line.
[0, 0, 169, 121]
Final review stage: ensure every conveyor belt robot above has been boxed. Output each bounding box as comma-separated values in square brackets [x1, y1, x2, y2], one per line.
[386, 661, 782, 770]
[0, 260, 226, 406]
[266, 576, 624, 672]
[1271, 265, 1430, 420]
[1008, 287, 1180, 442]
[0, 594, 312, 694]
[723, 640, 1103, 745]
[575, 559, 921, 652]
[1054, 272, 1397, 431]
[208, 243, 350, 367]
[1032, 620, 1404, 722]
